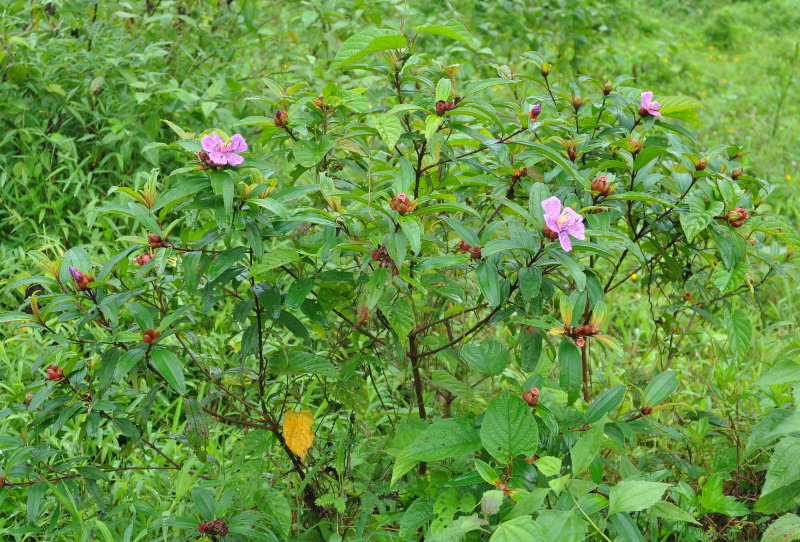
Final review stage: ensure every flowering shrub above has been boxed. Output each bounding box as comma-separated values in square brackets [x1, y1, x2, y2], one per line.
[2, 20, 798, 542]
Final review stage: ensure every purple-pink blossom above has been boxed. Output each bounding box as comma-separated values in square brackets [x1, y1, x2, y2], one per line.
[542, 196, 585, 252]
[639, 91, 662, 117]
[200, 132, 247, 167]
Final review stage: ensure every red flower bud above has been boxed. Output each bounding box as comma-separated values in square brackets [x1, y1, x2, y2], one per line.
[628, 138, 643, 154]
[641, 405, 653, 415]
[45, 364, 64, 381]
[695, 158, 708, 171]
[435, 100, 447, 116]
[731, 167, 743, 180]
[147, 233, 164, 248]
[591, 175, 612, 197]
[542, 225, 559, 242]
[575, 337, 586, 347]
[142, 328, 161, 344]
[727, 207, 750, 228]
[523, 386, 540, 406]
[274, 109, 289, 127]
[313, 94, 324, 109]
[529, 103, 542, 121]
[602, 81, 613, 95]
[390, 193, 416, 215]
[469, 245, 482, 260]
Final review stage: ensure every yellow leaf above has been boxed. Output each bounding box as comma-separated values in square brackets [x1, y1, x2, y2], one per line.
[282, 409, 315, 462]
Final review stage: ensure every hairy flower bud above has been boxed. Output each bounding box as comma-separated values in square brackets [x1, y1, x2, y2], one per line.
[355, 303, 370, 327]
[143, 328, 161, 344]
[147, 233, 164, 248]
[522, 386, 540, 406]
[469, 245, 482, 259]
[274, 109, 289, 127]
[542, 225, 559, 241]
[540, 62, 551, 78]
[134, 252, 155, 266]
[695, 158, 708, 171]
[529, 103, 542, 121]
[731, 167, 743, 180]
[603, 81, 613, 95]
[69, 267, 94, 291]
[628, 137, 643, 155]
[727, 207, 750, 228]
[389, 193, 416, 215]
[458, 240, 471, 252]
[435, 100, 447, 116]
[45, 364, 64, 381]
[591, 175, 612, 197]
[641, 405, 654, 415]
[313, 94, 324, 109]
[571, 95, 583, 110]
[25, 392, 34, 405]
[198, 520, 229, 536]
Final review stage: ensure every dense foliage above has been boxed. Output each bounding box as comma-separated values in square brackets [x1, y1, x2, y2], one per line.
[2, 1, 799, 541]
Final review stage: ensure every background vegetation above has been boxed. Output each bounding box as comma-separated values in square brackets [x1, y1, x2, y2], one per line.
[1, 0, 798, 540]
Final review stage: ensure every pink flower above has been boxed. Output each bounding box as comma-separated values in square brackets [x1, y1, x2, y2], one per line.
[200, 132, 247, 167]
[639, 91, 662, 117]
[542, 196, 585, 252]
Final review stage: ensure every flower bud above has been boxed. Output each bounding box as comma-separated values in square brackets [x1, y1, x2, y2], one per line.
[575, 337, 586, 347]
[147, 233, 164, 248]
[542, 225, 559, 241]
[591, 175, 612, 197]
[134, 252, 155, 266]
[727, 207, 750, 228]
[529, 103, 542, 121]
[355, 303, 370, 327]
[445, 101, 455, 111]
[522, 386, 540, 406]
[628, 137, 643, 154]
[274, 109, 288, 127]
[540, 62, 551, 78]
[469, 245, 482, 260]
[370, 250, 381, 261]
[0, 476, 7, 488]
[313, 94, 324, 109]
[390, 193, 416, 215]
[582, 324, 599, 336]
[143, 328, 161, 344]
[435, 100, 447, 116]
[571, 95, 583, 110]
[25, 392, 34, 405]
[731, 167, 743, 180]
[695, 158, 707, 171]
[45, 364, 64, 381]
[602, 81, 613, 95]
[641, 406, 653, 415]
[458, 240, 471, 252]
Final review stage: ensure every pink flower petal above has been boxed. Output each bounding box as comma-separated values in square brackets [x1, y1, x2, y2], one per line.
[208, 150, 227, 165]
[227, 153, 245, 167]
[201, 133, 221, 153]
[229, 134, 248, 152]
[541, 196, 563, 222]
[640, 91, 653, 108]
[558, 231, 573, 252]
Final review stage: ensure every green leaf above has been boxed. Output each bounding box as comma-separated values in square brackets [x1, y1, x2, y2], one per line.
[149, 347, 186, 395]
[417, 21, 476, 46]
[536, 510, 588, 542]
[406, 418, 481, 462]
[425, 114, 444, 141]
[435, 78, 453, 101]
[460, 340, 509, 376]
[570, 416, 605, 475]
[711, 260, 748, 293]
[26, 483, 46, 523]
[727, 311, 751, 358]
[644, 371, 678, 406]
[332, 28, 407, 68]
[586, 385, 626, 423]
[476, 260, 501, 307]
[480, 392, 538, 463]
[762, 437, 800, 498]
[374, 113, 402, 150]
[649, 501, 701, 525]
[558, 339, 582, 405]
[762, 514, 800, 542]
[608, 481, 670, 514]
[534, 456, 562, 477]
[399, 499, 435, 537]
[519, 267, 542, 301]
[491, 516, 545, 541]
[293, 138, 335, 168]
[475, 459, 499, 484]
[377, 294, 413, 340]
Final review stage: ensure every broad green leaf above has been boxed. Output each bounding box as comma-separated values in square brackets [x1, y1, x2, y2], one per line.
[374, 113, 402, 150]
[727, 310, 751, 358]
[406, 418, 481, 462]
[149, 347, 186, 395]
[608, 481, 670, 514]
[480, 392, 538, 463]
[417, 21, 476, 46]
[476, 260, 501, 307]
[333, 28, 407, 68]
[644, 371, 678, 406]
[293, 138, 335, 168]
[490, 516, 545, 541]
[558, 339, 582, 405]
[460, 340, 508, 376]
[649, 502, 701, 525]
[586, 385, 626, 423]
[570, 416, 605, 475]
[762, 514, 800, 542]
